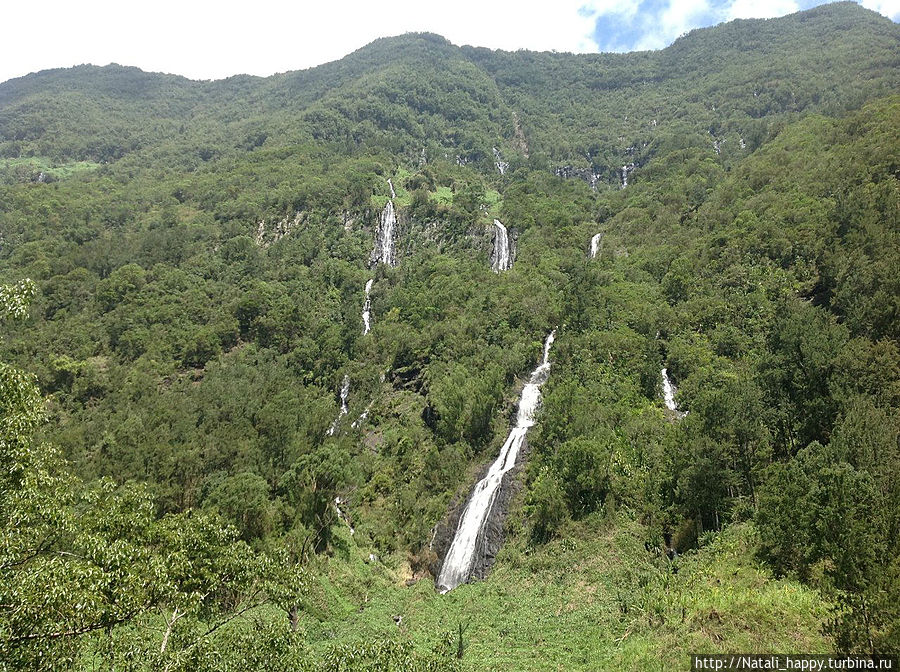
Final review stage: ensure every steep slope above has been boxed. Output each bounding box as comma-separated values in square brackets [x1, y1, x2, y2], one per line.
[2, 3, 896, 174]
[0, 4, 898, 667]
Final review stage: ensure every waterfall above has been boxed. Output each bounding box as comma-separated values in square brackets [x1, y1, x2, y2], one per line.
[491, 219, 512, 272]
[362, 278, 374, 335]
[334, 496, 355, 536]
[661, 368, 683, 416]
[371, 200, 397, 267]
[437, 330, 556, 593]
[387, 178, 396, 200]
[327, 375, 351, 436]
[493, 147, 509, 176]
[621, 163, 635, 188]
[351, 404, 370, 429]
[589, 233, 603, 259]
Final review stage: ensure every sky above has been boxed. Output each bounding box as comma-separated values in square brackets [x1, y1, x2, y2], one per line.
[2, 0, 897, 85]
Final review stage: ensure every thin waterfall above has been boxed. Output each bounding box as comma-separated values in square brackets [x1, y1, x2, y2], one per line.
[362, 278, 374, 335]
[622, 163, 635, 188]
[370, 200, 397, 267]
[351, 403, 370, 429]
[371, 179, 397, 267]
[334, 496, 355, 536]
[491, 219, 512, 272]
[590, 233, 603, 259]
[437, 330, 556, 593]
[493, 147, 509, 175]
[327, 375, 351, 436]
[661, 368, 684, 416]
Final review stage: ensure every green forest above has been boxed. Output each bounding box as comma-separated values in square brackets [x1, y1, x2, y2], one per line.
[1, 3, 898, 669]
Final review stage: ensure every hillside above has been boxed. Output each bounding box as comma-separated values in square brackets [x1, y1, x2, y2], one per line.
[0, 3, 898, 670]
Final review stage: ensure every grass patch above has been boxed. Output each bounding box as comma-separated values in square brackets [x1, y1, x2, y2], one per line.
[484, 189, 502, 217]
[299, 520, 829, 670]
[0, 156, 100, 181]
[431, 186, 454, 206]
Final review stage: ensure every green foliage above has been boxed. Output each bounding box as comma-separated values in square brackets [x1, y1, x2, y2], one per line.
[0, 283, 306, 668]
[0, 6, 898, 664]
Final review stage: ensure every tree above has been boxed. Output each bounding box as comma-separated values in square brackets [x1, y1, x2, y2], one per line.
[0, 280, 305, 669]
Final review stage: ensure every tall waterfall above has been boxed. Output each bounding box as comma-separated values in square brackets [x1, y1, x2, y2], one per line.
[492, 147, 509, 176]
[437, 330, 556, 593]
[371, 200, 397, 267]
[491, 219, 512, 272]
[661, 368, 682, 415]
[589, 233, 603, 259]
[327, 375, 351, 436]
[387, 178, 396, 200]
[621, 163, 635, 188]
[362, 278, 374, 335]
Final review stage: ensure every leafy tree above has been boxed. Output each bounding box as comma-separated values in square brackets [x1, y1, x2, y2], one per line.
[0, 281, 305, 668]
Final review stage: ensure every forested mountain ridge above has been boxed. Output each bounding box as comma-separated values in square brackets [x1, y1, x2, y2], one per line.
[0, 3, 898, 669]
[2, 2, 897, 170]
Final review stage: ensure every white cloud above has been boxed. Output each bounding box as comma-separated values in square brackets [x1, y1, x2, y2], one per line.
[1, 0, 897, 84]
[1, 0, 603, 84]
[859, 0, 900, 19]
[631, 0, 717, 50]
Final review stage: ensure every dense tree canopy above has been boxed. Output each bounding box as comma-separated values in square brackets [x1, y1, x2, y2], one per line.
[1, 2, 898, 666]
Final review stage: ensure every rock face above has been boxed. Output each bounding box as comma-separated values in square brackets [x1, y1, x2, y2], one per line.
[430, 448, 527, 583]
[255, 211, 306, 247]
[554, 165, 602, 190]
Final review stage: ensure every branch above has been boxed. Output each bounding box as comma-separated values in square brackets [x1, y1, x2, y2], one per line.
[8, 612, 138, 643]
[160, 606, 185, 654]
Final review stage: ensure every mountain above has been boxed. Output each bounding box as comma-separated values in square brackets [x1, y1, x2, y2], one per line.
[0, 3, 899, 669]
[2, 2, 897, 168]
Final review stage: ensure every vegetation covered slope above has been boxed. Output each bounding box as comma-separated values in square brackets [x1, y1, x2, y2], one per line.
[0, 3, 898, 669]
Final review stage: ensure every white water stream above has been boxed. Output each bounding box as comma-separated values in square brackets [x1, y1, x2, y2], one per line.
[437, 331, 556, 593]
[661, 368, 682, 415]
[590, 233, 603, 259]
[493, 147, 509, 175]
[371, 200, 397, 267]
[362, 278, 374, 335]
[491, 219, 512, 272]
[327, 375, 351, 436]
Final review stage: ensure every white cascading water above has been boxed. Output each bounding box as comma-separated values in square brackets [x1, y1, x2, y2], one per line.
[622, 163, 635, 188]
[327, 375, 351, 436]
[334, 496, 355, 536]
[437, 330, 556, 593]
[492, 147, 509, 176]
[351, 403, 370, 429]
[590, 233, 603, 259]
[661, 368, 681, 414]
[491, 219, 512, 272]
[387, 178, 396, 200]
[370, 200, 397, 267]
[362, 278, 374, 335]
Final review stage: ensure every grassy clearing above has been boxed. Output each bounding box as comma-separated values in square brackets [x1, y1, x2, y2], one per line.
[484, 189, 502, 217]
[431, 186, 453, 205]
[301, 520, 829, 670]
[0, 156, 100, 180]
